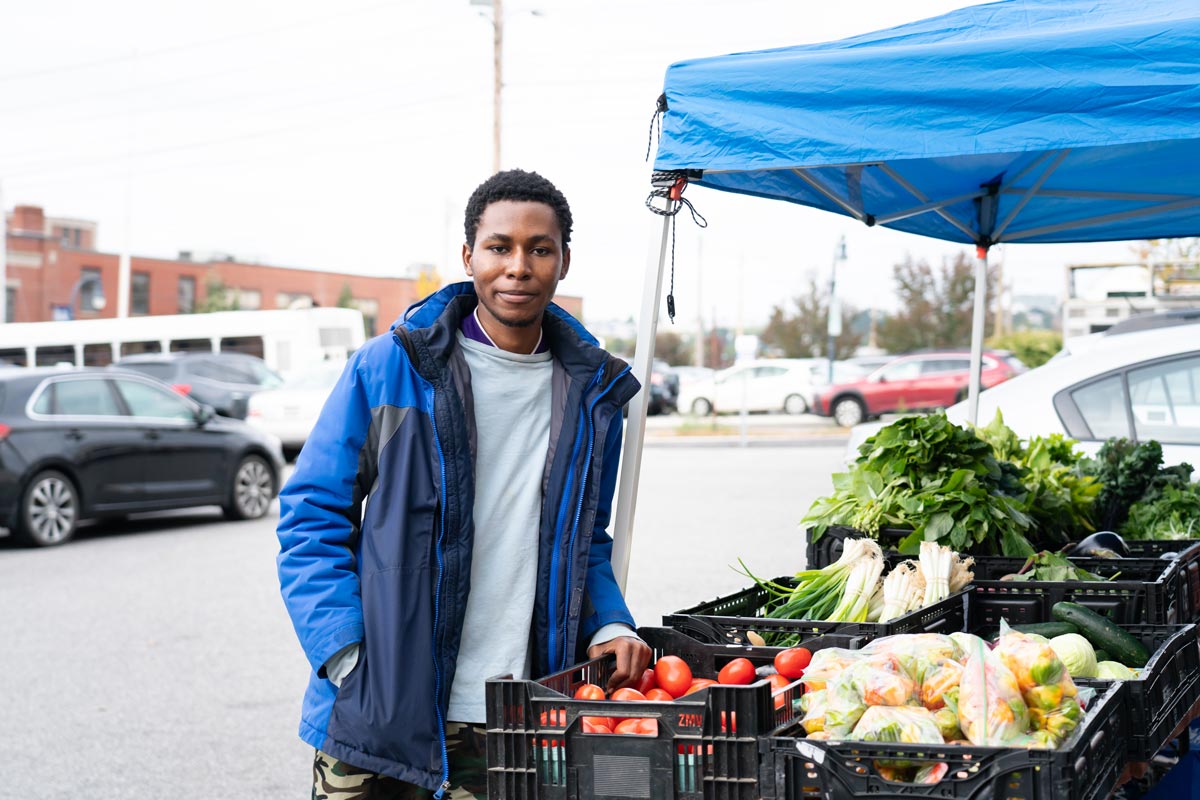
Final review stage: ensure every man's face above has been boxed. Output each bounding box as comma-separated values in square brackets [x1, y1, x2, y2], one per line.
[463, 200, 570, 330]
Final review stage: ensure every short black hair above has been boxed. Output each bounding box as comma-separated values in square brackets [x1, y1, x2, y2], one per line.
[463, 169, 573, 250]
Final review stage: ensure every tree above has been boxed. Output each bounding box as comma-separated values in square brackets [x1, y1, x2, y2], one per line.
[197, 274, 239, 313]
[654, 331, 692, 365]
[1132, 238, 1200, 294]
[759, 276, 862, 359]
[876, 252, 997, 353]
[336, 282, 355, 309]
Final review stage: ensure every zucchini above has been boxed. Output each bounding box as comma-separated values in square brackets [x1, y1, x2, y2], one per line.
[1051, 602, 1149, 667]
[1094, 650, 1110, 663]
[1010, 622, 1080, 639]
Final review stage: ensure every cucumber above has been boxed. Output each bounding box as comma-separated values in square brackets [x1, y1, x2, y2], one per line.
[1051, 602, 1150, 667]
[1094, 650, 1110, 663]
[1010, 622, 1080, 639]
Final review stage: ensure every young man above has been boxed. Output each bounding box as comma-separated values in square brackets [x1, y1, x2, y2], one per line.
[277, 169, 650, 799]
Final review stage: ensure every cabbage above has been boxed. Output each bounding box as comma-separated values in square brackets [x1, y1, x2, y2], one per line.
[1049, 633, 1098, 678]
[1095, 661, 1137, 680]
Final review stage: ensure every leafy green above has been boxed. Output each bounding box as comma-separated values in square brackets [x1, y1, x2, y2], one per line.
[803, 413, 1036, 556]
[1121, 482, 1200, 540]
[1006, 551, 1107, 582]
[1080, 439, 1194, 531]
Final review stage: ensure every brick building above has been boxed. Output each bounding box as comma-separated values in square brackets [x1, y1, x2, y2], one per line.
[3, 205, 583, 335]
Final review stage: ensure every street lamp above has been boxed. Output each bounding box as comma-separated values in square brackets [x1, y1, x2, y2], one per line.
[827, 236, 846, 383]
[63, 273, 106, 320]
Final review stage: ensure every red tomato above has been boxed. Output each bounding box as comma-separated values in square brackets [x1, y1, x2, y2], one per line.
[614, 718, 658, 736]
[635, 668, 658, 696]
[683, 679, 717, 696]
[645, 688, 674, 702]
[574, 683, 606, 701]
[774, 647, 813, 680]
[654, 656, 693, 698]
[581, 715, 615, 730]
[768, 673, 791, 710]
[538, 709, 566, 727]
[610, 687, 648, 702]
[719, 711, 738, 734]
[581, 718, 613, 734]
[717, 657, 756, 685]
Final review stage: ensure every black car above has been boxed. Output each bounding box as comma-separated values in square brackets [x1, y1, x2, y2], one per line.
[112, 352, 283, 419]
[0, 368, 285, 547]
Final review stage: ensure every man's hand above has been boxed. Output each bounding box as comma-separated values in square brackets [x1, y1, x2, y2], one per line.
[587, 636, 652, 693]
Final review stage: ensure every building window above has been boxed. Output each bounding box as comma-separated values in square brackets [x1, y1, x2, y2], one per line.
[238, 289, 262, 310]
[79, 267, 103, 315]
[276, 292, 313, 309]
[120, 340, 162, 356]
[83, 343, 113, 367]
[132, 272, 150, 315]
[178, 276, 196, 313]
[4, 288, 14, 323]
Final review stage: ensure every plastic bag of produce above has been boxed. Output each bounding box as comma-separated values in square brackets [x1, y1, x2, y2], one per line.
[919, 658, 963, 711]
[861, 633, 962, 680]
[850, 706, 945, 767]
[957, 635, 1031, 746]
[994, 625, 1083, 742]
[932, 706, 963, 741]
[802, 648, 864, 691]
[823, 675, 870, 737]
[850, 653, 919, 707]
[800, 689, 828, 734]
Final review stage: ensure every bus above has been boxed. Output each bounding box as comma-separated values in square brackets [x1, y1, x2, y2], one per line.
[0, 307, 367, 375]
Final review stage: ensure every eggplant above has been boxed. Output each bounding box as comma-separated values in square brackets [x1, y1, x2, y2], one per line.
[1068, 531, 1130, 559]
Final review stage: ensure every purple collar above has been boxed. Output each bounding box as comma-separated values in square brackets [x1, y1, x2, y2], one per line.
[461, 307, 549, 354]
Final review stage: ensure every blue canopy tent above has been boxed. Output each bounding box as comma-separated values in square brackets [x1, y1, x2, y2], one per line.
[611, 0, 1200, 587]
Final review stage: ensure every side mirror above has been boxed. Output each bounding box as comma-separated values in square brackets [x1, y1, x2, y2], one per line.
[196, 404, 216, 425]
[874, 375, 887, 384]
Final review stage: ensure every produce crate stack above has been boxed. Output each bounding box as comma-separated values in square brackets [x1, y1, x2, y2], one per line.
[483, 627, 862, 800]
[759, 682, 1127, 800]
[663, 579, 969, 643]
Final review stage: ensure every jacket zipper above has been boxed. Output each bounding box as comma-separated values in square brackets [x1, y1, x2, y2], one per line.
[429, 385, 451, 799]
[556, 364, 632, 671]
[546, 388, 590, 673]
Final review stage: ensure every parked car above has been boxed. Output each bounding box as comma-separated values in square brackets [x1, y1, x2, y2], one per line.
[945, 322, 1200, 466]
[844, 323, 1200, 468]
[0, 368, 285, 547]
[112, 352, 283, 419]
[812, 350, 1023, 427]
[246, 360, 346, 460]
[678, 358, 825, 416]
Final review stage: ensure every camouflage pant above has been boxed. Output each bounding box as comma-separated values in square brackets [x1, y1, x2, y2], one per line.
[312, 723, 488, 800]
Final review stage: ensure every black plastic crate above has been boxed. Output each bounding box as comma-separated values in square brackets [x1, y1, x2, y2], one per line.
[967, 602, 1200, 761]
[663, 578, 968, 645]
[484, 626, 863, 800]
[970, 556, 1189, 625]
[761, 681, 1127, 800]
[1124, 539, 1200, 621]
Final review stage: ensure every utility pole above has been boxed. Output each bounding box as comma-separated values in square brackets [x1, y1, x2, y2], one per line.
[827, 236, 846, 382]
[694, 236, 704, 368]
[491, 0, 503, 174]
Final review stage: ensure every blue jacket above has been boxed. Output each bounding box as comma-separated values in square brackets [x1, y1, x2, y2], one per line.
[276, 283, 641, 792]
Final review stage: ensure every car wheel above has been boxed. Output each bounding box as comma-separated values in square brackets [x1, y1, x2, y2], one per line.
[691, 397, 713, 416]
[832, 397, 866, 428]
[784, 393, 809, 415]
[224, 455, 275, 520]
[16, 470, 80, 547]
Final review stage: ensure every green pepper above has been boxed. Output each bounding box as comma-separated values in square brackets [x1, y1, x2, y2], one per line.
[1029, 657, 1063, 686]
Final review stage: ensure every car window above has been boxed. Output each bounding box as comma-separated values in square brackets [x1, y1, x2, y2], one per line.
[114, 379, 196, 421]
[1071, 375, 1130, 439]
[121, 362, 175, 381]
[246, 359, 284, 388]
[191, 357, 260, 385]
[1128, 356, 1200, 444]
[41, 378, 122, 416]
[754, 366, 788, 379]
[879, 360, 921, 381]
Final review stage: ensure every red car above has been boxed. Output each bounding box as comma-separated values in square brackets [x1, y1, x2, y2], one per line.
[812, 350, 1024, 427]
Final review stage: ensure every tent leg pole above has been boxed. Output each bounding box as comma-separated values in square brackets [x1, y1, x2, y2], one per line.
[967, 245, 989, 425]
[612, 209, 674, 593]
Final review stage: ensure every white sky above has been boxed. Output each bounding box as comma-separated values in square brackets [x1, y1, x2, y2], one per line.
[0, 0, 1137, 330]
